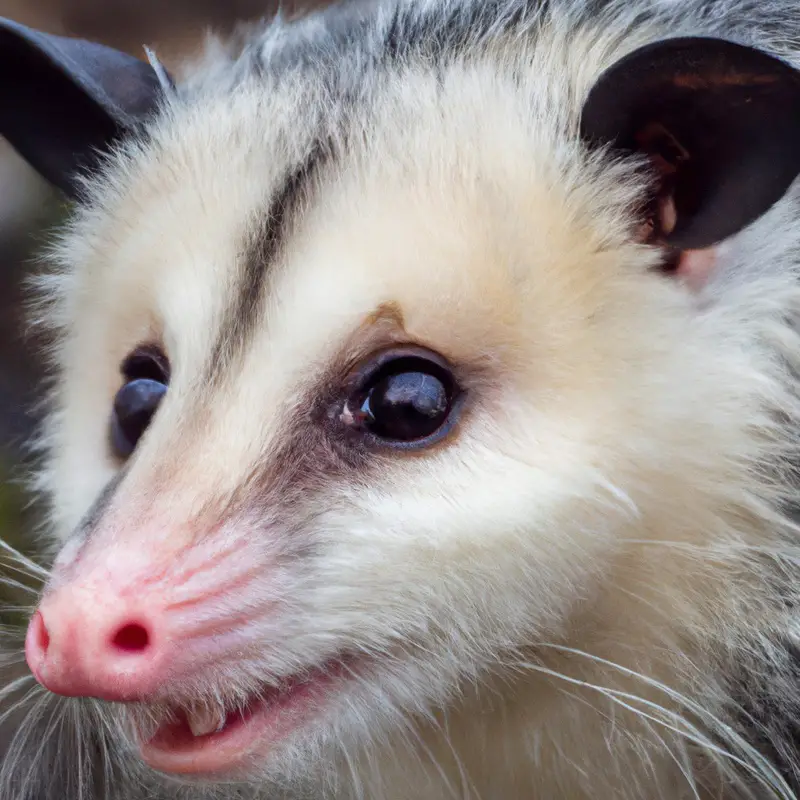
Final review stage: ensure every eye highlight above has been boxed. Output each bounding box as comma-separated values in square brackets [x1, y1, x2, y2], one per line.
[109, 346, 169, 460]
[340, 347, 463, 449]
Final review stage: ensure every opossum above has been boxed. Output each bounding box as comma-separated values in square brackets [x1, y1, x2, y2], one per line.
[3, 0, 800, 797]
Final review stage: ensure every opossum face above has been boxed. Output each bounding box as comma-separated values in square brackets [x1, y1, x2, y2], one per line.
[38, 84, 653, 780]
[5, 11, 800, 795]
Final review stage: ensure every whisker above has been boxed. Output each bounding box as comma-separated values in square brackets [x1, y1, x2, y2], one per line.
[519, 645, 795, 800]
[0, 540, 49, 580]
[0, 577, 41, 596]
[0, 558, 46, 587]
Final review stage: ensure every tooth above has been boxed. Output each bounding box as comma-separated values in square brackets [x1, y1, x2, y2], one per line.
[186, 706, 227, 738]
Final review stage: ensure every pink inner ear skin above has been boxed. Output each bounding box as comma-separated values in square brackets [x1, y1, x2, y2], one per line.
[675, 247, 718, 292]
[636, 192, 718, 293]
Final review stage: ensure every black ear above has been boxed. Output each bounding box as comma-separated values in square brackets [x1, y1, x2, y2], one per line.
[580, 37, 800, 250]
[0, 17, 168, 199]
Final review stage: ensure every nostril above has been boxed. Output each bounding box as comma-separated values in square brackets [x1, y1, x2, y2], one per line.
[31, 611, 50, 655]
[110, 622, 150, 653]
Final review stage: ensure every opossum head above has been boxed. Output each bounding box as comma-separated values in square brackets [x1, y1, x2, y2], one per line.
[4, 4, 800, 797]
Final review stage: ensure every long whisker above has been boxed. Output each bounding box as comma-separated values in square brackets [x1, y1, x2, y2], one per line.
[0, 577, 40, 596]
[0, 558, 46, 586]
[0, 539, 49, 580]
[523, 660, 790, 799]
[518, 645, 795, 800]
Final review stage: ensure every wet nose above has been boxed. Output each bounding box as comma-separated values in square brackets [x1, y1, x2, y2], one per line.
[25, 591, 165, 701]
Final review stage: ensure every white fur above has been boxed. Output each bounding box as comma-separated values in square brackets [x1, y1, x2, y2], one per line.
[5, 1, 800, 798]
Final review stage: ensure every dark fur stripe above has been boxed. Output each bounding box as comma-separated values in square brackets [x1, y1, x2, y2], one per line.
[206, 141, 332, 382]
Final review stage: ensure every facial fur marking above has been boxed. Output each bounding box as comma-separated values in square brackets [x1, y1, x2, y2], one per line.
[50, 470, 127, 578]
[362, 301, 406, 331]
[74, 470, 126, 542]
[206, 140, 333, 382]
[230, 310, 461, 518]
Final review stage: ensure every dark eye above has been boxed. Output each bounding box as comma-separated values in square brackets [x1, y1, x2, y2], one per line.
[342, 348, 462, 448]
[110, 346, 169, 459]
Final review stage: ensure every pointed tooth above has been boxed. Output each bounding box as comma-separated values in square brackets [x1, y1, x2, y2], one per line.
[186, 706, 227, 738]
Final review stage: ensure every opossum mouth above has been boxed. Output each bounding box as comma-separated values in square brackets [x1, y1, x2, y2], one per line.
[137, 662, 345, 775]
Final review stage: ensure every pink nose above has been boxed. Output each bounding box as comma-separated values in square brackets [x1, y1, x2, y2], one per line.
[25, 594, 165, 701]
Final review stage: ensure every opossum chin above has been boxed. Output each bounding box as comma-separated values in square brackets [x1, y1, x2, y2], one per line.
[136, 658, 350, 776]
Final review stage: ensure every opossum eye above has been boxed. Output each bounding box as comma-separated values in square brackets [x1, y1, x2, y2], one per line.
[341, 348, 461, 448]
[109, 347, 169, 459]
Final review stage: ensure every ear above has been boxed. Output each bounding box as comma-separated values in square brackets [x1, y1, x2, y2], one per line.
[580, 37, 800, 250]
[0, 17, 169, 199]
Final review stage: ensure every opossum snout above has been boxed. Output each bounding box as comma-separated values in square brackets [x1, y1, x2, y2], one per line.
[25, 590, 165, 701]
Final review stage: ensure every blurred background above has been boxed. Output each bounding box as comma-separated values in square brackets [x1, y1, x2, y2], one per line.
[0, 0, 322, 597]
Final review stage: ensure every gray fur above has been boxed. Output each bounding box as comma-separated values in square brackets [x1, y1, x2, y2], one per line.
[5, 1, 800, 799]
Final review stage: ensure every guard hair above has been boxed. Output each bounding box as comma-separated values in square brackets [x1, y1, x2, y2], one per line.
[3, 1, 800, 799]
